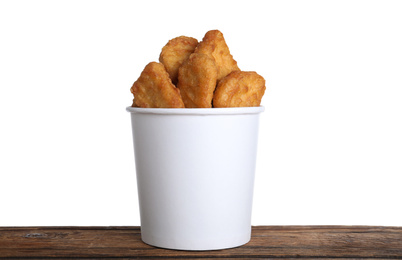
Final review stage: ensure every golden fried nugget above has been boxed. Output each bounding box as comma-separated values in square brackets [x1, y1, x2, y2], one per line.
[131, 62, 185, 108]
[213, 71, 266, 108]
[177, 53, 218, 108]
[159, 36, 198, 84]
[131, 97, 138, 107]
[195, 30, 240, 81]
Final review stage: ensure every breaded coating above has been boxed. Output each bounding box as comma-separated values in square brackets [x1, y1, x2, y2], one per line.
[159, 36, 198, 84]
[213, 71, 266, 108]
[195, 30, 240, 81]
[131, 97, 138, 107]
[177, 53, 218, 108]
[131, 62, 185, 108]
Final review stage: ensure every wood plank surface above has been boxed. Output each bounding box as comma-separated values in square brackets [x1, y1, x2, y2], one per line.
[0, 226, 401, 259]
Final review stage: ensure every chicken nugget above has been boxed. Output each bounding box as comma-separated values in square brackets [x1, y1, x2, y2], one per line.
[213, 71, 266, 108]
[131, 62, 185, 108]
[177, 53, 218, 108]
[195, 30, 240, 81]
[131, 97, 138, 107]
[159, 36, 198, 84]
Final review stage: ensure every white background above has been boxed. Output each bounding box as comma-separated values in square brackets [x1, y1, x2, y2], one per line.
[0, 0, 401, 226]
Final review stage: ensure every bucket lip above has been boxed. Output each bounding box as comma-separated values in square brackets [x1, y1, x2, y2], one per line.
[126, 106, 264, 115]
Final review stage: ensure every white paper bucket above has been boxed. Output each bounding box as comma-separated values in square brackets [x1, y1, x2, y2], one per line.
[126, 106, 264, 250]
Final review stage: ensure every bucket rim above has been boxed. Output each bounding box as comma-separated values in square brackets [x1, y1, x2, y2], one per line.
[126, 106, 265, 115]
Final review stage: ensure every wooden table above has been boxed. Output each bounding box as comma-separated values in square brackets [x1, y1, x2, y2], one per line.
[0, 226, 401, 259]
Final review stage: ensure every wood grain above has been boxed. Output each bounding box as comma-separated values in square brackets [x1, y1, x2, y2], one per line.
[0, 226, 401, 259]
